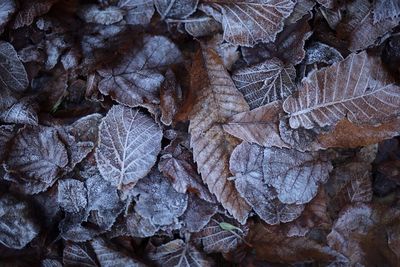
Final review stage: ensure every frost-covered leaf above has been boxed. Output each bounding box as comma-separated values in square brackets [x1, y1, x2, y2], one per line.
[63, 242, 98, 267]
[223, 101, 288, 148]
[4, 126, 68, 194]
[58, 179, 88, 213]
[95, 105, 162, 189]
[202, 0, 296, 46]
[0, 42, 29, 92]
[79, 5, 124, 25]
[189, 46, 251, 223]
[98, 35, 182, 107]
[229, 142, 304, 224]
[125, 212, 159, 237]
[69, 113, 103, 143]
[337, 0, 400, 52]
[11, 0, 57, 29]
[232, 59, 296, 109]
[0, 97, 39, 125]
[159, 141, 214, 202]
[0, 125, 14, 162]
[42, 259, 63, 267]
[193, 214, 248, 254]
[0, 0, 15, 32]
[91, 239, 145, 267]
[132, 169, 188, 226]
[184, 16, 221, 38]
[263, 148, 332, 204]
[118, 0, 155, 25]
[180, 195, 218, 232]
[0, 194, 40, 249]
[155, 0, 198, 19]
[148, 239, 214, 267]
[373, 0, 400, 23]
[286, 0, 315, 24]
[304, 42, 344, 65]
[283, 51, 400, 130]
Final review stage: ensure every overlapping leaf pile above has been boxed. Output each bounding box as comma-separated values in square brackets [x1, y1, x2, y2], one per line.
[0, 0, 400, 266]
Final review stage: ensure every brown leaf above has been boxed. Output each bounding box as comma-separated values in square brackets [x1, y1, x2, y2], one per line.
[160, 69, 182, 126]
[189, 46, 251, 223]
[184, 15, 222, 38]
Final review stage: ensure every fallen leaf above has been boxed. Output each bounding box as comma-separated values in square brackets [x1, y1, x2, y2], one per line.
[0, 96, 39, 125]
[304, 42, 344, 65]
[11, 0, 57, 29]
[184, 15, 222, 38]
[0, 0, 15, 32]
[180, 194, 218, 232]
[0, 125, 14, 162]
[373, 0, 400, 23]
[155, 0, 199, 19]
[159, 69, 182, 126]
[125, 212, 159, 237]
[57, 179, 88, 213]
[63, 242, 98, 267]
[118, 0, 155, 25]
[79, 5, 124, 25]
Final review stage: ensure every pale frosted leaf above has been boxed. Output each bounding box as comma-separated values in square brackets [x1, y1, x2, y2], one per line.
[337, 0, 400, 52]
[193, 214, 248, 254]
[184, 16, 222, 38]
[373, 0, 400, 23]
[230, 142, 304, 224]
[5, 126, 68, 193]
[283, 51, 400, 129]
[0, 125, 14, 162]
[148, 239, 214, 267]
[188, 47, 251, 223]
[132, 169, 188, 226]
[95, 105, 162, 189]
[98, 35, 182, 107]
[63, 243, 98, 267]
[180, 195, 218, 232]
[0, 42, 29, 92]
[69, 113, 103, 143]
[118, 0, 155, 25]
[223, 101, 289, 148]
[263, 148, 332, 204]
[0, 97, 38, 125]
[286, 0, 315, 24]
[79, 5, 124, 25]
[11, 0, 57, 29]
[203, 0, 296, 46]
[0, 0, 15, 31]
[91, 239, 145, 267]
[126, 212, 159, 237]
[155, 0, 198, 19]
[0, 194, 39, 249]
[305, 42, 344, 65]
[232, 59, 296, 109]
[58, 179, 88, 213]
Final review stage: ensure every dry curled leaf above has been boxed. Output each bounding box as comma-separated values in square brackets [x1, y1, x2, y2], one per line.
[188, 46, 251, 223]
[202, 0, 296, 46]
[283, 51, 400, 129]
[263, 148, 332, 204]
[95, 105, 162, 189]
[232, 58, 296, 109]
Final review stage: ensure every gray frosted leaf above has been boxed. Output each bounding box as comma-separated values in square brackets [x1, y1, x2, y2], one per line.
[305, 42, 344, 65]
[263, 148, 332, 204]
[63, 243, 98, 267]
[193, 214, 248, 254]
[0, 194, 40, 249]
[278, 119, 318, 152]
[79, 5, 124, 25]
[126, 212, 159, 237]
[373, 0, 400, 23]
[91, 238, 145, 267]
[203, 0, 296, 46]
[58, 179, 88, 213]
[41, 259, 63, 267]
[0, 42, 29, 92]
[5, 126, 68, 193]
[98, 35, 182, 107]
[232, 58, 296, 109]
[118, 0, 155, 25]
[180, 195, 218, 232]
[69, 113, 103, 143]
[148, 239, 214, 267]
[95, 105, 163, 189]
[60, 217, 100, 242]
[0, 125, 14, 162]
[0, 0, 16, 32]
[11, 0, 57, 29]
[132, 169, 188, 226]
[184, 16, 221, 38]
[0, 96, 39, 125]
[155, 0, 199, 19]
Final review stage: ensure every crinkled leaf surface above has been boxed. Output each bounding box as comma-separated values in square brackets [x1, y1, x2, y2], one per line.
[286, 0, 315, 24]
[63, 242, 98, 267]
[148, 239, 214, 267]
[223, 101, 289, 148]
[263, 148, 332, 204]
[5, 126, 68, 194]
[97, 35, 182, 107]
[118, 0, 155, 25]
[283, 51, 400, 129]
[125, 212, 159, 238]
[132, 169, 188, 226]
[232, 58, 296, 109]
[373, 0, 400, 23]
[203, 0, 296, 46]
[188, 46, 251, 223]
[155, 0, 199, 19]
[58, 179, 88, 213]
[180, 195, 218, 232]
[79, 5, 124, 25]
[0, 42, 29, 92]
[0, 194, 39, 249]
[95, 105, 162, 189]
[0, 96, 39, 125]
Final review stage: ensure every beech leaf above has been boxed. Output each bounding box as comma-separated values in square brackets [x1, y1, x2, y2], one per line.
[283, 51, 400, 129]
[95, 105, 162, 189]
[0, 42, 29, 92]
[188, 46, 251, 223]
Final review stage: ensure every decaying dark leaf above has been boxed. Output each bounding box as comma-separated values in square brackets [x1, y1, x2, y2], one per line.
[0, 125, 14, 162]
[189, 46, 251, 223]
[184, 16, 222, 38]
[0, 194, 40, 249]
[95, 105, 162, 189]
